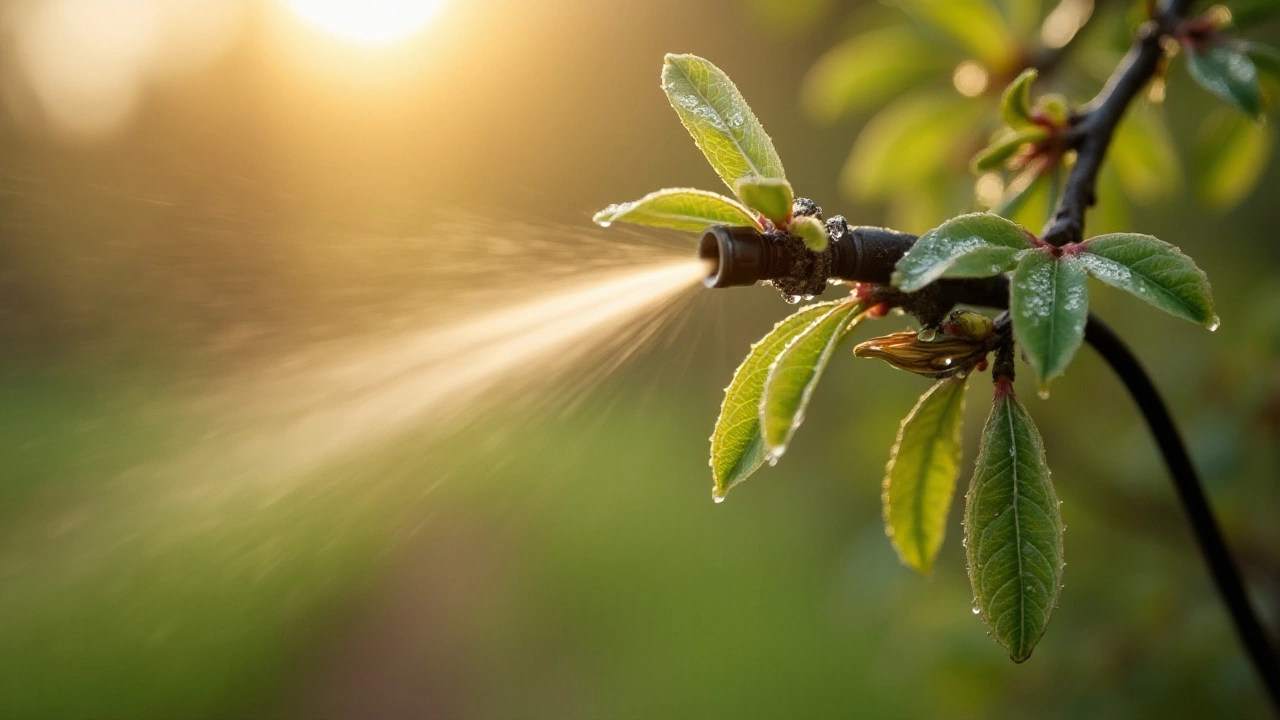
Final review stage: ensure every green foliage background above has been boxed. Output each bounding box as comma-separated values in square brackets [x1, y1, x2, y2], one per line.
[0, 0, 1277, 717]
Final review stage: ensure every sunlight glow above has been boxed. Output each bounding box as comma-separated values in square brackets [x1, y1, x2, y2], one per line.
[282, 0, 445, 44]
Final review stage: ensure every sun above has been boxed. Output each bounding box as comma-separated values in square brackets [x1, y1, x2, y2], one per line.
[281, 0, 446, 45]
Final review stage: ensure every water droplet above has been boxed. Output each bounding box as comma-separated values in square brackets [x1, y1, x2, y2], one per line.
[802, 294, 816, 301]
[713, 494, 725, 504]
[1037, 387, 1050, 400]
[782, 294, 802, 304]
[767, 453, 780, 467]
[917, 327, 937, 341]
[972, 606, 981, 615]
[1209, 316, 1221, 332]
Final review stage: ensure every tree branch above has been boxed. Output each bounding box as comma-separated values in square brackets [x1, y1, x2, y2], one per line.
[849, 242, 1278, 709]
[1084, 316, 1280, 711]
[1041, 0, 1197, 246]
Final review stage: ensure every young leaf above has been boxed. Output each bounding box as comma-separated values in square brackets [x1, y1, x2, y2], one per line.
[1033, 94, 1070, 127]
[734, 177, 794, 226]
[662, 54, 787, 192]
[760, 301, 865, 455]
[1000, 68, 1038, 129]
[790, 215, 829, 251]
[972, 127, 1049, 172]
[801, 26, 949, 122]
[965, 383, 1064, 663]
[710, 301, 843, 501]
[1076, 233, 1218, 328]
[1195, 108, 1274, 210]
[1186, 45, 1264, 119]
[892, 212, 1036, 292]
[995, 165, 1058, 231]
[593, 188, 763, 232]
[883, 377, 969, 574]
[1010, 249, 1089, 388]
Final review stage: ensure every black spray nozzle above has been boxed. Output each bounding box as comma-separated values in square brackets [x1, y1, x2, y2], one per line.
[698, 225, 773, 289]
[698, 220, 918, 296]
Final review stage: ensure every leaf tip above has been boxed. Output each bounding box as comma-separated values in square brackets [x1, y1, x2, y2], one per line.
[1008, 648, 1034, 664]
[591, 207, 616, 227]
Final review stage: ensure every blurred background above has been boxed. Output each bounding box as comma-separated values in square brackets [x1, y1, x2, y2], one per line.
[1, 0, 1278, 717]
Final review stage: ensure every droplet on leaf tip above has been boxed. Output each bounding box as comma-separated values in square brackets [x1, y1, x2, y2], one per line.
[1209, 316, 1220, 332]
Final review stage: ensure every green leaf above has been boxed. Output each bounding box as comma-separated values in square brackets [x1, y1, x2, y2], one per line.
[1186, 45, 1264, 119]
[710, 301, 843, 501]
[844, 93, 986, 202]
[734, 177, 794, 225]
[994, 165, 1058, 231]
[790, 215, 829, 251]
[801, 26, 950, 122]
[1195, 108, 1275, 210]
[892, 212, 1036, 292]
[1109, 104, 1181, 204]
[884, 377, 969, 574]
[662, 54, 787, 192]
[893, 0, 1018, 70]
[593, 188, 763, 232]
[972, 127, 1048, 172]
[1001, 68, 1038, 128]
[1077, 233, 1218, 328]
[1032, 94, 1069, 126]
[965, 385, 1064, 663]
[1010, 249, 1089, 388]
[760, 301, 865, 455]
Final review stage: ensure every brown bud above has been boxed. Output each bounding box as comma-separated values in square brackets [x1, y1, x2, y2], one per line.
[854, 312, 997, 379]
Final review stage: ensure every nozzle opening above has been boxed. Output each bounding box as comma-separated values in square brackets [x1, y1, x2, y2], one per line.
[698, 225, 770, 288]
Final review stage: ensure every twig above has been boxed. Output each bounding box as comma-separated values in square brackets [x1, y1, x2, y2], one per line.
[1041, 0, 1196, 246]
[850, 243, 1279, 709]
[1084, 316, 1280, 711]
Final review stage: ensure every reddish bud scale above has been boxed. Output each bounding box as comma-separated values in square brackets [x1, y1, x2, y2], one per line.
[993, 375, 1015, 398]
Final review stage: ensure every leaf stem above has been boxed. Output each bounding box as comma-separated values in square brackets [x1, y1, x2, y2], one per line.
[1084, 314, 1280, 712]
[990, 311, 1016, 385]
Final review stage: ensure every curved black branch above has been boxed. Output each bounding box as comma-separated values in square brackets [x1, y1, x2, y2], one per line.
[1041, 0, 1197, 246]
[1084, 315, 1280, 711]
